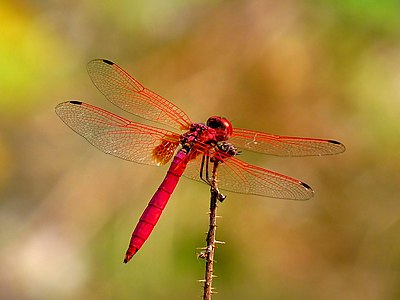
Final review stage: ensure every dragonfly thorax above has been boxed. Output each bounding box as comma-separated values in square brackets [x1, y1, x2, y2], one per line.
[182, 118, 233, 149]
[181, 123, 217, 149]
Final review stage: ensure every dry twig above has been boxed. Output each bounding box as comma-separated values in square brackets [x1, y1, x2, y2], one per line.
[202, 160, 225, 300]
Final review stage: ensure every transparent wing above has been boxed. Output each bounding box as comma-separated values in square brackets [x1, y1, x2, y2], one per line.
[55, 101, 180, 166]
[183, 153, 313, 200]
[230, 128, 345, 156]
[86, 59, 192, 131]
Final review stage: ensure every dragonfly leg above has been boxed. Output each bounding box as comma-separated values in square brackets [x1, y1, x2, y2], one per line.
[200, 154, 213, 185]
[199, 155, 207, 184]
[205, 156, 211, 184]
[201, 154, 226, 202]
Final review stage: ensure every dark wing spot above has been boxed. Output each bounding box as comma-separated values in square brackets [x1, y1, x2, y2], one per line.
[69, 100, 82, 105]
[102, 59, 114, 65]
[300, 182, 312, 190]
[329, 140, 341, 145]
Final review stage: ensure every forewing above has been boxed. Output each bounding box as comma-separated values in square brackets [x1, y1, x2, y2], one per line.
[183, 153, 313, 200]
[86, 59, 192, 130]
[55, 101, 180, 166]
[230, 128, 345, 156]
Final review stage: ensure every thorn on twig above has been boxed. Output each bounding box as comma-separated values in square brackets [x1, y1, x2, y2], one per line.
[211, 291, 218, 295]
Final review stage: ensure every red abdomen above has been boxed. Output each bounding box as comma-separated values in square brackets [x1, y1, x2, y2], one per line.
[124, 150, 188, 263]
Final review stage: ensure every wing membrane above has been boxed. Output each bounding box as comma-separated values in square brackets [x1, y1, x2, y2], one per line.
[183, 153, 313, 200]
[230, 128, 345, 156]
[55, 101, 180, 166]
[86, 59, 192, 130]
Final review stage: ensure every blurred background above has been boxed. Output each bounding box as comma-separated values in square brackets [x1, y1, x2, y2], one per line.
[1, 0, 400, 299]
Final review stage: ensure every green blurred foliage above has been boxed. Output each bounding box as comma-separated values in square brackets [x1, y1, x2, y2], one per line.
[1, 0, 400, 299]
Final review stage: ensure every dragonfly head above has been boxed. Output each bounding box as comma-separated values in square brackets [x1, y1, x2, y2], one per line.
[206, 116, 233, 141]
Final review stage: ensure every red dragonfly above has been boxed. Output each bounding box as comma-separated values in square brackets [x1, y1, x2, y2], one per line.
[55, 59, 345, 263]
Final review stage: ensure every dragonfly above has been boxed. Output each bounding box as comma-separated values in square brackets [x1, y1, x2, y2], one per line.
[55, 59, 345, 263]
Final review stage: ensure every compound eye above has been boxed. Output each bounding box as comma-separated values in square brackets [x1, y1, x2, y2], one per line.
[220, 117, 233, 137]
[206, 116, 233, 140]
[206, 116, 222, 129]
